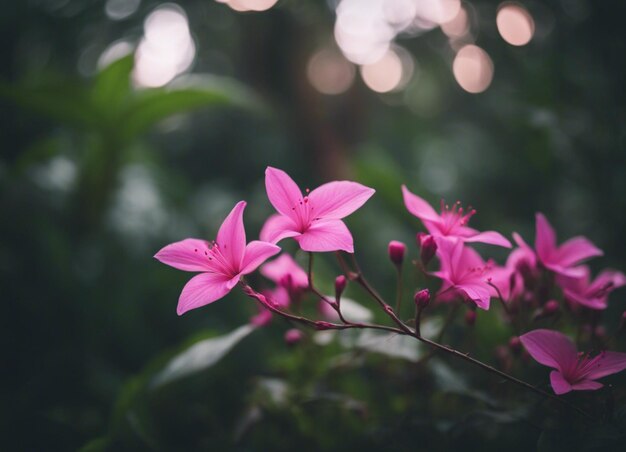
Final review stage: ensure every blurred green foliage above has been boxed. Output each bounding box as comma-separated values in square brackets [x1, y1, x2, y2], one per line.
[1, 0, 626, 450]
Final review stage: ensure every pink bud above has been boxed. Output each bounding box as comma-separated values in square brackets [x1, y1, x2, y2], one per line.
[418, 234, 437, 267]
[335, 275, 347, 300]
[543, 300, 559, 316]
[388, 240, 406, 266]
[508, 336, 522, 353]
[414, 289, 430, 309]
[594, 325, 607, 340]
[465, 310, 476, 326]
[284, 328, 304, 345]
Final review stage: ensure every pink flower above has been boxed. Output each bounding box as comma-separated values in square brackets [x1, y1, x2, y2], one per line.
[493, 235, 539, 301]
[558, 267, 626, 310]
[431, 238, 497, 310]
[260, 167, 375, 253]
[520, 329, 626, 395]
[401, 186, 511, 247]
[260, 253, 309, 290]
[254, 253, 308, 326]
[155, 201, 280, 315]
[532, 213, 603, 279]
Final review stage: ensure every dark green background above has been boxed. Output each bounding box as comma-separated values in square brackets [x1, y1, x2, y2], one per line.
[1, 0, 625, 450]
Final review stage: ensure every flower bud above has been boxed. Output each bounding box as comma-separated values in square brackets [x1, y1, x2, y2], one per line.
[388, 240, 406, 266]
[418, 234, 437, 267]
[414, 289, 430, 310]
[543, 300, 559, 316]
[284, 328, 304, 345]
[335, 275, 347, 301]
[508, 336, 522, 353]
[594, 325, 607, 340]
[465, 310, 476, 326]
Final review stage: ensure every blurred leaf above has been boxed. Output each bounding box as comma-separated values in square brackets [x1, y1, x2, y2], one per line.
[151, 324, 256, 388]
[354, 152, 407, 212]
[347, 330, 424, 362]
[78, 437, 110, 452]
[0, 79, 99, 128]
[430, 359, 497, 406]
[13, 136, 63, 173]
[119, 75, 264, 140]
[91, 55, 133, 116]
[537, 427, 580, 452]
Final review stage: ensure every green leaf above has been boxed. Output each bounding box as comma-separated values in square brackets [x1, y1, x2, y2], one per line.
[78, 437, 110, 452]
[150, 324, 257, 388]
[91, 55, 134, 116]
[119, 75, 264, 140]
[0, 79, 99, 128]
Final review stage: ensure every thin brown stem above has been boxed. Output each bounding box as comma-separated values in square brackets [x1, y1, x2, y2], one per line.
[244, 256, 591, 419]
[345, 255, 590, 418]
[241, 281, 404, 336]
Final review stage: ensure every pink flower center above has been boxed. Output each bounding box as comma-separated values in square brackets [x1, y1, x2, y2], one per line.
[290, 191, 322, 232]
[439, 200, 476, 234]
[194, 241, 237, 276]
[564, 350, 606, 383]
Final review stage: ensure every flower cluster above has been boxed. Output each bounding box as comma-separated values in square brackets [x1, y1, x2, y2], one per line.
[156, 167, 626, 398]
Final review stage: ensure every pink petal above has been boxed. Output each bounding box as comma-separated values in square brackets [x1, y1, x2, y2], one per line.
[549, 371, 573, 395]
[434, 237, 462, 278]
[216, 201, 247, 271]
[456, 284, 491, 310]
[543, 263, 587, 279]
[266, 286, 290, 309]
[592, 269, 626, 291]
[463, 230, 512, 248]
[154, 238, 213, 272]
[265, 167, 302, 222]
[563, 288, 607, 310]
[261, 254, 309, 288]
[556, 236, 603, 267]
[570, 379, 603, 391]
[401, 185, 440, 222]
[519, 329, 577, 373]
[535, 213, 556, 263]
[456, 242, 486, 275]
[250, 308, 273, 327]
[513, 232, 534, 254]
[259, 214, 300, 244]
[295, 219, 354, 253]
[422, 219, 446, 236]
[583, 351, 626, 380]
[240, 241, 281, 275]
[308, 181, 375, 220]
[177, 272, 235, 315]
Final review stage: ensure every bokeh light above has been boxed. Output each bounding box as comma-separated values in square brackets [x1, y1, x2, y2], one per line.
[222, 0, 279, 12]
[452, 44, 494, 93]
[307, 48, 356, 95]
[360, 46, 413, 93]
[496, 3, 535, 46]
[97, 40, 134, 69]
[440, 4, 469, 38]
[105, 0, 141, 21]
[133, 4, 196, 88]
[333, 0, 463, 65]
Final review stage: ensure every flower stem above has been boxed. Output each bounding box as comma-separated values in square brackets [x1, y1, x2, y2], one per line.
[346, 254, 591, 418]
